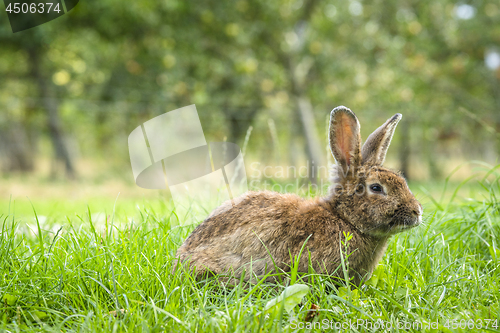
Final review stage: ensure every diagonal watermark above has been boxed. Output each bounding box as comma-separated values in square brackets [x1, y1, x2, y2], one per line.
[128, 105, 248, 225]
[4, 0, 79, 33]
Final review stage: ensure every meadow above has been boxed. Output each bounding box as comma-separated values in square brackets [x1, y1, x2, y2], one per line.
[1, 164, 499, 332]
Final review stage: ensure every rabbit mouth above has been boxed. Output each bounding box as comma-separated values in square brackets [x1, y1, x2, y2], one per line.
[364, 216, 420, 236]
[386, 216, 421, 233]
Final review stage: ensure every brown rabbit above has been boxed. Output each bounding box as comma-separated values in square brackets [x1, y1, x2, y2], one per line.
[175, 106, 422, 284]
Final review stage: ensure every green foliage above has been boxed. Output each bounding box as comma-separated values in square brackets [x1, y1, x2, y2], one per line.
[264, 284, 310, 314]
[0, 0, 499, 177]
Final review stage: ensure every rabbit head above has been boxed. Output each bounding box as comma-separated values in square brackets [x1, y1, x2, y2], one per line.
[328, 106, 422, 237]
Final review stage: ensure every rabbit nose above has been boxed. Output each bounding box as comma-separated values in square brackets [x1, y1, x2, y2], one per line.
[410, 203, 422, 216]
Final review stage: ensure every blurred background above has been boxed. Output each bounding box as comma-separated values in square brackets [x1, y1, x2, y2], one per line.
[1, 0, 499, 218]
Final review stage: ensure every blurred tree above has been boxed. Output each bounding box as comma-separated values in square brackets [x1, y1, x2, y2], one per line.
[0, 26, 75, 177]
[0, 0, 499, 182]
[27, 44, 75, 178]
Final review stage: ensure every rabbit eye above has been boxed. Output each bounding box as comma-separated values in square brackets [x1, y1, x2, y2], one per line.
[369, 184, 384, 193]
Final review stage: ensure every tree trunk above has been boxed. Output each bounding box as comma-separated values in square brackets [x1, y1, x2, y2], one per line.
[257, 0, 321, 184]
[286, 55, 324, 185]
[27, 46, 76, 178]
[399, 114, 410, 180]
[224, 107, 259, 145]
[295, 96, 324, 184]
[0, 122, 34, 172]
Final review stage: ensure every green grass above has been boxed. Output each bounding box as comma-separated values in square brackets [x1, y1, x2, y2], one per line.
[1, 170, 500, 332]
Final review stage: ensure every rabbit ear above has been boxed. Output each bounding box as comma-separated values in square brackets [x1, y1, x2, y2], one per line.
[361, 113, 402, 166]
[329, 106, 362, 172]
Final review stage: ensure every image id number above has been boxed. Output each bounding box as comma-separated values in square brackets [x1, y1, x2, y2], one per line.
[6, 2, 61, 14]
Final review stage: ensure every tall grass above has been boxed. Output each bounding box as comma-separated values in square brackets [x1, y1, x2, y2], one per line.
[1, 169, 499, 332]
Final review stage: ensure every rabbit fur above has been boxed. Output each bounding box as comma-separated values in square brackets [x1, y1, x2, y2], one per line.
[175, 106, 422, 285]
